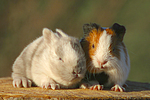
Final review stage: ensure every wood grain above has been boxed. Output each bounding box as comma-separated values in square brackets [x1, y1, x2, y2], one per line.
[0, 77, 150, 99]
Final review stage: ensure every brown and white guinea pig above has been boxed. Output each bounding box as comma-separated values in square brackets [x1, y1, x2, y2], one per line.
[80, 23, 130, 92]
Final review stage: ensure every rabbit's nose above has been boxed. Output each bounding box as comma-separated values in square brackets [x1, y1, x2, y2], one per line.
[73, 70, 81, 77]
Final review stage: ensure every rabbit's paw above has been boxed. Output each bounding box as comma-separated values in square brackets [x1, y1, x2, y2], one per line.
[41, 80, 60, 90]
[13, 77, 32, 88]
[80, 82, 103, 90]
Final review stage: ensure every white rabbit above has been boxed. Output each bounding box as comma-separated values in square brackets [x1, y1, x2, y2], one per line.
[80, 23, 130, 92]
[12, 28, 86, 90]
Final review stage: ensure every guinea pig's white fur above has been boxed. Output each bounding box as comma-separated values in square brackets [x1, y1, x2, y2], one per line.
[92, 30, 130, 87]
[12, 28, 86, 89]
[80, 23, 130, 92]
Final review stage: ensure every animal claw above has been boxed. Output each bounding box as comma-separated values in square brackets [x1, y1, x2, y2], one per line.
[111, 84, 125, 92]
[90, 85, 103, 90]
[41, 83, 60, 90]
[80, 83, 91, 89]
[13, 77, 32, 88]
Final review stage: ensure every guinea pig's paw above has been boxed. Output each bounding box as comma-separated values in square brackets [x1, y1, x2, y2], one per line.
[111, 84, 125, 92]
[90, 85, 103, 90]
[80, 83, 91, 89]
[13, 77, 32, 88]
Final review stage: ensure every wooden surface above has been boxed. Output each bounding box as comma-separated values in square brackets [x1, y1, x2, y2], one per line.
[0, 77, 150, 99]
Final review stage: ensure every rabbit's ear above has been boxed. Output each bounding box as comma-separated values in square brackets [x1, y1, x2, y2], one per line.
[43, 28, 58, 44]
[55, 29, 68, 37]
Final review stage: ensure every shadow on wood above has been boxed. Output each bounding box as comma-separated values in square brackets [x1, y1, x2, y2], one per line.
[0, 77, 150, 99]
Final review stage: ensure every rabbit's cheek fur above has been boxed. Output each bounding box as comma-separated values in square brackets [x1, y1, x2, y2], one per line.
[50, 40, 86, 85]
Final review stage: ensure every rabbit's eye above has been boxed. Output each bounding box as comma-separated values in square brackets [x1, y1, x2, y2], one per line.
[92, 44, 95, 48]
[59, 58, 62, 60]
[59, 57, 64, 62]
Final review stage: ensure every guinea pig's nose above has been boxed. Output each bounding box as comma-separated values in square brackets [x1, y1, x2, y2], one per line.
[102, 60, 107, 65]
[98, 60, 108, 66]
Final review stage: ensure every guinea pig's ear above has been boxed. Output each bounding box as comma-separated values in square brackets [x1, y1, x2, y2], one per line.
[83, 23, 100, 35]
[112, 23, 126, 41]
[43, 28, 58, 44]
[55, 29, 68, 38]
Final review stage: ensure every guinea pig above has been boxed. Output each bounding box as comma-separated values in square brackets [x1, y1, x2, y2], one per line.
[12, 28, 86, 90]
[80, 23, 130, 92]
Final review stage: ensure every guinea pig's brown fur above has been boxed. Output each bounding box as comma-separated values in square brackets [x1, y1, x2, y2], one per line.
[80, 23, 130, 92]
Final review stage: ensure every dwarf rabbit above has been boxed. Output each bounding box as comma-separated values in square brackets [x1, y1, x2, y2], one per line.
[12, 28, 86, 90]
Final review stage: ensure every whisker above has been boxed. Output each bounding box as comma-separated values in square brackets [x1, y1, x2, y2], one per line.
[93, 69, 96, 80]
[89, 67, 93, 79]
[85, 72, 89, 81]
[109, 58, 123, 78]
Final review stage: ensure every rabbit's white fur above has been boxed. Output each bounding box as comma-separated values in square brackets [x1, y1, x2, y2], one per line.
[12, 28, 86, 89]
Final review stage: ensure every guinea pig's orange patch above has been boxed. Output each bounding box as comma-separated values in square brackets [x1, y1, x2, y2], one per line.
[106, 28, 115, 35]
[85, 28, 103, 57]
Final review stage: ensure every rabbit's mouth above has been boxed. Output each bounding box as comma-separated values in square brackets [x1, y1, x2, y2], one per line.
[71, 76, 82, 83]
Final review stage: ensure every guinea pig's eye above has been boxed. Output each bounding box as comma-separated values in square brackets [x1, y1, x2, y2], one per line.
[92, 44, 95, 48]
[113, 47, 115, 52]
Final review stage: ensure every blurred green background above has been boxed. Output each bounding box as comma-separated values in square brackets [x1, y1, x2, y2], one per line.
[0, 0, 150, 83]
